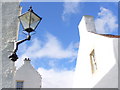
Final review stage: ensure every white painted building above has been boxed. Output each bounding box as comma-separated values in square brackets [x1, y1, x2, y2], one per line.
[14, 58, 42, 88]
[1, 2, 21, 89]
[73, 15, 119, 88]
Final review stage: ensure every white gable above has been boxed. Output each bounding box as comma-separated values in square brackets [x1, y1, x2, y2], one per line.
[14, 58, 42, 88]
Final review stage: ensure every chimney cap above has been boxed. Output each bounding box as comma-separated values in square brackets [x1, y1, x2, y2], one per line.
[24, 58, 31, 61]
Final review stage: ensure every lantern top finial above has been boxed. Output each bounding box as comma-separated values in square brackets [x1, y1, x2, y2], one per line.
[30, 6, 32, 9]
[28, 6, 33, 12]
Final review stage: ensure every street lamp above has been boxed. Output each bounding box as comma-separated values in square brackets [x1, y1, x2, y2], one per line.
[9, 6, 42, 62]
[19, 6, 42, 34]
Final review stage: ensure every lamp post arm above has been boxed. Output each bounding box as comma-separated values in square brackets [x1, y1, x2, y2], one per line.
[17, 35, 31, 45]
[9, 35, 31, 62]
[13, 35, 31, 53]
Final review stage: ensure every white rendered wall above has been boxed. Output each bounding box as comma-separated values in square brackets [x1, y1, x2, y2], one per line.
[73, 16, 118, 88]
[1, 2, 20, 89]
[93, 35, 118, 88]
[14, 60, 42, 88]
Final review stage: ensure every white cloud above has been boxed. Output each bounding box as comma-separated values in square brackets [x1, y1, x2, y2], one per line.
[95, 7, 118, 34]
[15, 33, 78, 69]
[15, 33, 77, 87]
[37, 68, 75, 88]
[62, 1, 80, 21]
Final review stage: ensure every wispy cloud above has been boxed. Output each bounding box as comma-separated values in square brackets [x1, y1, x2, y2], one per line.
[95, 7, 118, 34]
[15, 33, 78, 69]
[62, 1, 80, 21]
[37, 68, 75, 88]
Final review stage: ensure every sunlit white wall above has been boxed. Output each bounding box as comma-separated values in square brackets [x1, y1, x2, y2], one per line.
[73, 16, 118, 88]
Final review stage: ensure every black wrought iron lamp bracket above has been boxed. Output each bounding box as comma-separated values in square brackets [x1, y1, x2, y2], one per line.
[9, 34, 31, 62]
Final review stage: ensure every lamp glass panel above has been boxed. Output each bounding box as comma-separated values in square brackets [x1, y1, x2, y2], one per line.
[30, 12, 41, 30]
[19, 12, 30, 30]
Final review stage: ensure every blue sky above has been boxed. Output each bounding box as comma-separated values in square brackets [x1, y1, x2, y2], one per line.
[15, 2, 118, 88]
